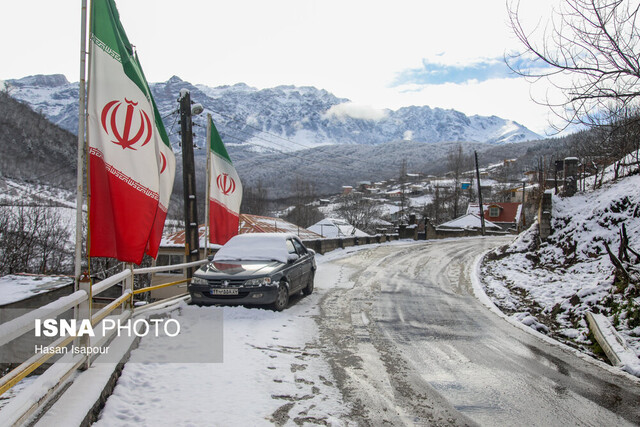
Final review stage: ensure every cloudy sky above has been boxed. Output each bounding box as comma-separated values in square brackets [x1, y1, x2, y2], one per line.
[1, 0, 562, 135]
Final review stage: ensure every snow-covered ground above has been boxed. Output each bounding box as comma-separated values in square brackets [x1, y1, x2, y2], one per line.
[0, 376, 37, 411]
[0, 274, 73, 306]
[0, 178, 76, 210]
[479, 164, 640, 376]
[0, 177, 77, 246]
[92, 244, 389, 426]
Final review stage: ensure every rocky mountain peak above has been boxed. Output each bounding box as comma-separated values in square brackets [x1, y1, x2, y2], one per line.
[6, 74, 542, 151]
[9, 74, 70, 88]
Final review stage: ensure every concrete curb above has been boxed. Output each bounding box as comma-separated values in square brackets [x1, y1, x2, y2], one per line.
[586, 312, 640, 377]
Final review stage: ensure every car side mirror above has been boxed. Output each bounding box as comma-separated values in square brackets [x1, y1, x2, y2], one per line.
[287, 254, 299, 263]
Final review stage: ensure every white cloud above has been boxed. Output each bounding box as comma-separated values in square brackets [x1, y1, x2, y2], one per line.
[341, 77, 563, 136]
[323, 102, 389, 121]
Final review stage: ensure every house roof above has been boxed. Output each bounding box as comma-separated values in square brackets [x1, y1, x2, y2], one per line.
[437, 213, 502, 231]
[467, 202, 522, 224]
[238, 214, 322, 239]
[308, 218, 370, 238]
[160, 214, 322, 248]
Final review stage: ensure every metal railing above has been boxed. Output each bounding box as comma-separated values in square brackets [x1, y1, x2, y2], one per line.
[0, 258, 208, 423]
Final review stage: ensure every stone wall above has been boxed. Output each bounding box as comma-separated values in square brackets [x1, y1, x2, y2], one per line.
[302, 234, 400, 254]
[563, 157, 579, 197]
[424, 220, 509, 240]
[538, 191, 553, 240]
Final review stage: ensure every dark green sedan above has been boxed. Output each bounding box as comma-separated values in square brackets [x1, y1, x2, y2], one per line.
[188, 233, 316, 311]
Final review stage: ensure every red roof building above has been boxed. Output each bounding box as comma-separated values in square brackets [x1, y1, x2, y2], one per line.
[161, 214, 321, 249]
[467, 202, 523, 231]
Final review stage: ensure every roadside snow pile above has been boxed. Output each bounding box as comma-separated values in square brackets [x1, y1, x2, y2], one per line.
[480, 172, 640, 368]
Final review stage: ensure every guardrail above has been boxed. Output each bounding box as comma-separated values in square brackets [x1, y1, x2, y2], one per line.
[0, 258, 208, 423]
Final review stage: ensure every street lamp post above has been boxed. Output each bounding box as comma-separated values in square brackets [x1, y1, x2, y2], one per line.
[179, 89, 200, 278]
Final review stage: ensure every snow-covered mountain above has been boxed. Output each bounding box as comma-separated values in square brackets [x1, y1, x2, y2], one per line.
[6, 74, 541, 153]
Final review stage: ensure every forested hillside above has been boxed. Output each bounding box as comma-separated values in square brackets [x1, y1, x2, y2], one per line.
[0, 90, 76, 190]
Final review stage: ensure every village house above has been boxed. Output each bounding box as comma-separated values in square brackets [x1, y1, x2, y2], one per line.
[436, 213, 502, 232]
[467, 202, 523, 232]
[308, 218, 369, 238]
[508, 184, 536, 204]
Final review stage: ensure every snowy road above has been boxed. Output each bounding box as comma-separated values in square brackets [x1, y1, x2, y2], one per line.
[318, 237, 640, 426]
[91, 238, 640, 426]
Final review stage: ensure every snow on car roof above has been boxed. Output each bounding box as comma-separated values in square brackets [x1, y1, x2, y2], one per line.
[213, 233, 299, 263]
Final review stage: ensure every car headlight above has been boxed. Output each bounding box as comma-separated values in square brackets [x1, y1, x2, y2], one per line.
[190, 276, 208, 285]
[243, 277, 272, 287]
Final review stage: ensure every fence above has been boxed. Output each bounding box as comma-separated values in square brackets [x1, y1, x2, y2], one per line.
[0, 258, 208, 425]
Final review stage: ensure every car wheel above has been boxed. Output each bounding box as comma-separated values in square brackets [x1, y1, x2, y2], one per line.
[302, 270, 315, 296]
[272, 282, 289, 311]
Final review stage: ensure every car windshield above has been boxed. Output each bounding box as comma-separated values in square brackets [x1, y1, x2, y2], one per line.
[213, 234, 292, 264]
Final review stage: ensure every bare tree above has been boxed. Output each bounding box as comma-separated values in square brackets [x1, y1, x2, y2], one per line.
[336, 192, 382, 234]
[284, 178, 322, 228]
[0, 205, 71, 275]
[507, 0, 640, 130]
[241, 180, 270, 216]
[447, 145, 473, 218]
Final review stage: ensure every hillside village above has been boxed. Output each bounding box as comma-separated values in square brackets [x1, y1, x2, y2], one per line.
[294, 158, 541, 238]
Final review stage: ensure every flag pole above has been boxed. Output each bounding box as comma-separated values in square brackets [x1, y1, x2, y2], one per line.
[204, 114, 212, 256]
[75, 0, 88, 290]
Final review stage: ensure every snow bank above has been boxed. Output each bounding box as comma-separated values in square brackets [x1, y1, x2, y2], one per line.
[480, 172, 640, 367]
[0, 274, 73, 306]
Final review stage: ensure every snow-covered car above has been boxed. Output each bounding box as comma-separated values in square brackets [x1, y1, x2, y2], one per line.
[188, 233, 316, 311]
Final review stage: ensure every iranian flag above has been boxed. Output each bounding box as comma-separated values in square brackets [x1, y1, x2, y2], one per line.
[208, 117, 242, 245]
[87, 0, 175, 264]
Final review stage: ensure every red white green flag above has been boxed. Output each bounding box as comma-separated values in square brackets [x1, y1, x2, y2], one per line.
[208, 117, 242, 245]
[87, 0, 175, 264]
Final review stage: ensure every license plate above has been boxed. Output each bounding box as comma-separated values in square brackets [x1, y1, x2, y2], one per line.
[210, 288, 238, 295]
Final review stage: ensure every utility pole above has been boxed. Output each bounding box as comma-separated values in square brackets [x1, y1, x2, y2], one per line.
[474, 151, 486, 236]
[179, 89, 199, 278]
[399, 159, 407, 224]
[521, 180, 526, 230]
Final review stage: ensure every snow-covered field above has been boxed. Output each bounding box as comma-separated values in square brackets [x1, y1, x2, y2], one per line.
[0, 178, 76, 210]
[479, 168, 640, 375]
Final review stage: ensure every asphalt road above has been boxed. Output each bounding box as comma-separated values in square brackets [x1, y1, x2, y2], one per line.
[317, 237, 640, 426]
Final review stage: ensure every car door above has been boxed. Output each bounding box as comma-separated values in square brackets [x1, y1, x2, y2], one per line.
[285, 238, 303, 290]
[291, 238, 312, 288]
